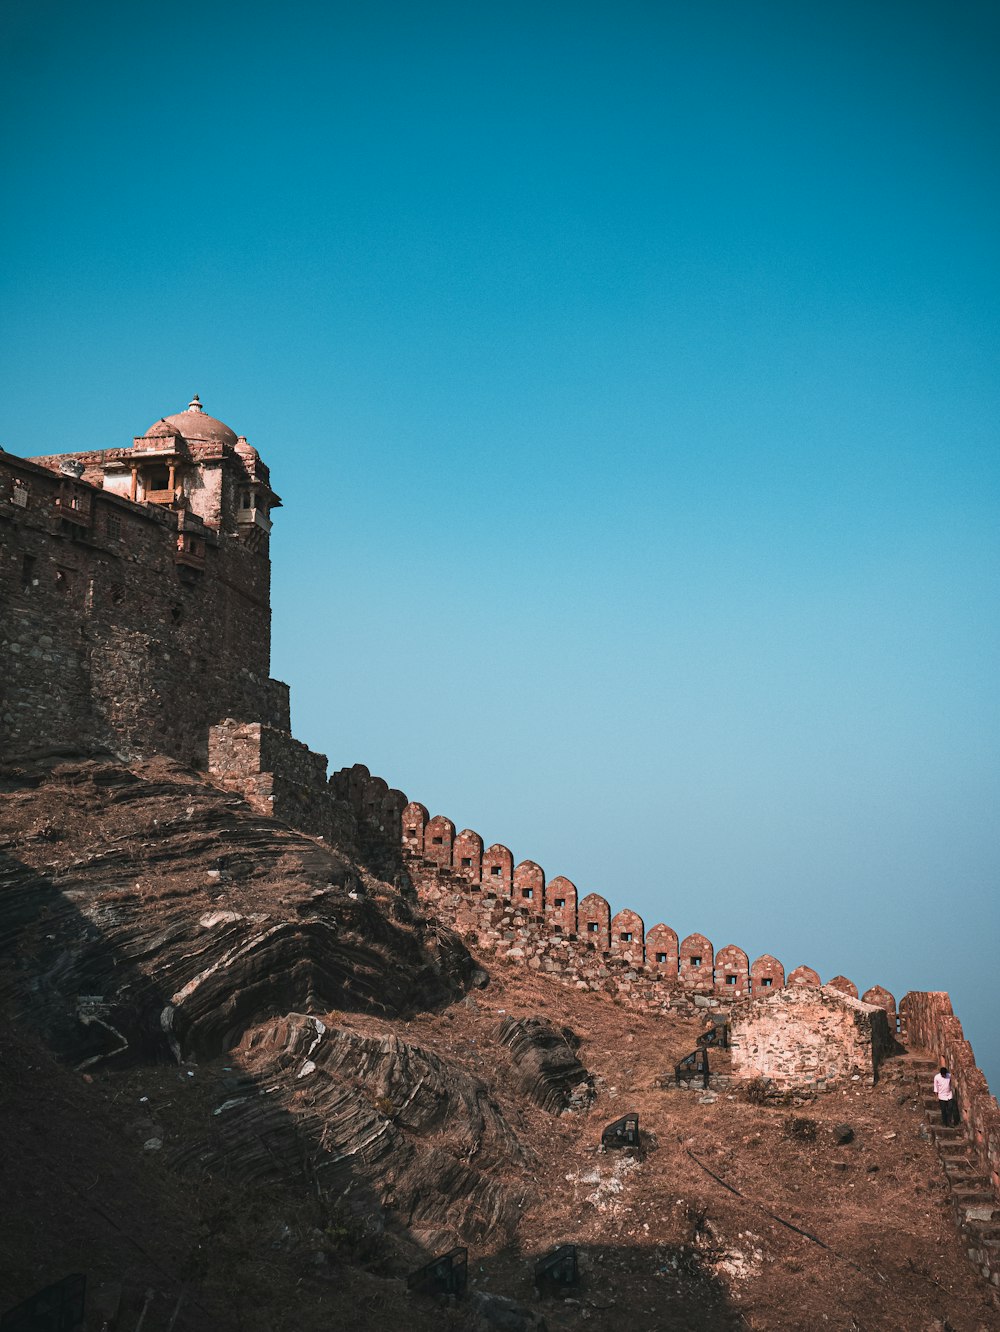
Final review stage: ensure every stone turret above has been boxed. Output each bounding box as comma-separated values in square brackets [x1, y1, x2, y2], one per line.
[2, 397, 289, 765]
[33, 395, 283, 546]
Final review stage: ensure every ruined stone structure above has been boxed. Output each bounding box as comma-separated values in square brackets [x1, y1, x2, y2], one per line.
[208, 723, 407, 870]
[729, 985, 893, 1092]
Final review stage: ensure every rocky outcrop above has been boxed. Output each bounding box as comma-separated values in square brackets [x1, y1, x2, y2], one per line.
[496, 1015, 595, 1114]
[0, 756, 536, 1267]
[0, 757, 469, 1064]
[170, 1014, 530, 1251]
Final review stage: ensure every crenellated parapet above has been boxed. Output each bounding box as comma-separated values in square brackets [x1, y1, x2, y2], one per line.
[514, 860, 545, 907]
[545, 877, 577, 936]
[827, 974, 859, 998]
[680, 932, 714, 990]
[611, 908, 645, 967]
[752, 954, 785, 993]
[202, 741, 899, 1018]
[788, 964, 821, 987]
[578, 893, 611, 951]
[208, 734, 407, 873]
[646, 923, 679, 975]
[861, 984, 897, 1029]
[453, 829, 483, 883]
[483, 843, 514, 896]
[202, 729, 903, 1024]
[402, 803, 430, 855]
[399, 803, 894, 1017]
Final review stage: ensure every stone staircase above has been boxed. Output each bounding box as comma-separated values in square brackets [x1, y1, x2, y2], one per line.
[900, 1051, 1000, 1292]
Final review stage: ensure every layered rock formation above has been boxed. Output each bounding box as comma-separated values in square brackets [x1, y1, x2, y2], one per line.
[0, 755, 533, 1265]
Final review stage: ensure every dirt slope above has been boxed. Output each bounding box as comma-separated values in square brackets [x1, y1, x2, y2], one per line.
[0, 756, 996, 1331]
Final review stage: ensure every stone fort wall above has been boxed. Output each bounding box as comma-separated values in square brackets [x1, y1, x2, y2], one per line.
[195, 729, 910, 1030]
[4, 427, 995, 1217]
[0, 450, 287, 767]
[207, 722, 407, 874]
[729, 985, 894, 1091]
[0, 425, 899, 1029]
[900, 992, 1000, 1202]
[397, 799, 900, 1022]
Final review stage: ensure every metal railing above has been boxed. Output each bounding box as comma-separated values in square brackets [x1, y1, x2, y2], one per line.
[406, 1246, 468, 1298]
[601, 1112, 640, 1149]
[535, 1244, 579, 1296]
[675, 1047, 710, 1088]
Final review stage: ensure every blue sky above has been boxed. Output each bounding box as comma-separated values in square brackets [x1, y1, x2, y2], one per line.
[2, 2, 998, 1086]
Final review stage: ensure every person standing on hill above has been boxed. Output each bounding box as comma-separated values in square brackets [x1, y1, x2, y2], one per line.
[933, 1066, 959, 1126]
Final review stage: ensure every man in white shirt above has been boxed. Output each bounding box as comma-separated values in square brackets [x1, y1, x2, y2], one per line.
[933, 1066, 959, 1126]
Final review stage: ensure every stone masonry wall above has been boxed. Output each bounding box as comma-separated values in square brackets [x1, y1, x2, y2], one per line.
[729, 985, 893, 1091]
[207, 723, 406, 873]
[208, 720, 336, 842]
[900, 992, 1000, 1200]
[399, 801, 898, 1023]
[0, 452, 287, 767]
[328, 763, 408, 873]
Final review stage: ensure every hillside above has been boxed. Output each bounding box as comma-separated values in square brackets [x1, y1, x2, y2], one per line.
[1, 755, 996, 1331]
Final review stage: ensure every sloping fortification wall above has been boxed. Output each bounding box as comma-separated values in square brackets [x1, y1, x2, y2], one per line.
[7, 440, 993, 1166]
[399, 801, 899, 1022]
[200, 737, 910, 1026]
[0, 453, 287, 766]
[900, 992, 1000, 1198]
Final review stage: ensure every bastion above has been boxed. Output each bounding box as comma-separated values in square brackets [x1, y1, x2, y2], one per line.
[1, 396, 286, 766]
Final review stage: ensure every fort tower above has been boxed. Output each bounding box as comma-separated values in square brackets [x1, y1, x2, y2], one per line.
[1, 397, 288, 766]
